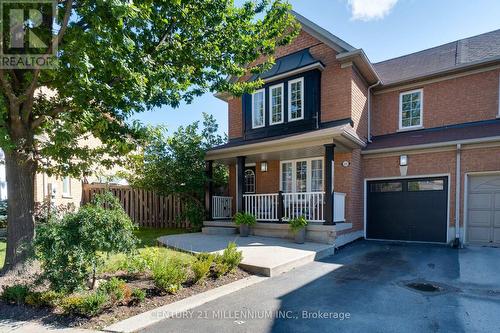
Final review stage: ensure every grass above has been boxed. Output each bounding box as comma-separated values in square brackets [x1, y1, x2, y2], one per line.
[0, 239, 5, 270]
[133, 227, 187, 247]
[99, 227, 193, 273]
[0, 227, 189, 272]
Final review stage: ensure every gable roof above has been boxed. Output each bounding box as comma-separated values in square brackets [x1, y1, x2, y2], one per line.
[291, 11, 356, 53]
[374, 29, 500, 86]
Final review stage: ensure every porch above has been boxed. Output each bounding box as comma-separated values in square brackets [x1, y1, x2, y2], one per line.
[211, 191, 346, 223]
[204, 122, 365, 238]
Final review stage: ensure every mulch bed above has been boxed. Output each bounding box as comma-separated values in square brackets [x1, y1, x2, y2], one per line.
[0, 268, 250, 330]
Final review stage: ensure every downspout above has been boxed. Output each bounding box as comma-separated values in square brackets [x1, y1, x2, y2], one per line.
[367, 80, 381, 143]
[454, 144, 461, 248]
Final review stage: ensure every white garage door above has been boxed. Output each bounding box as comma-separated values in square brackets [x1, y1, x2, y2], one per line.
[467, 174, 500, 245]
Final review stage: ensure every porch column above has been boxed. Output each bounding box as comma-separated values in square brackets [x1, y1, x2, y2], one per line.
[205, 160, 213, 220]
[324, 144, 335, 225]
[236, 156, 246, 212]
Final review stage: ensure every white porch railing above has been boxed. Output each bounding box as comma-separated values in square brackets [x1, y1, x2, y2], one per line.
[283, 192, 324, 222]
[240, 191, 346, 223]
[212, 196, 232, 219]
[243, 193, 279, 221]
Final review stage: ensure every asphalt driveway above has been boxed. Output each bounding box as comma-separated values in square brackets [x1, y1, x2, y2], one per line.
[140, 240, 500, 333]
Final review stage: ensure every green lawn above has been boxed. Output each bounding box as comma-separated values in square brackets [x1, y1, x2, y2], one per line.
[100, 227, 193, 273]
[0, 240, 5, 270]
[0, 227, 189, 272]
[133, 227, 187, 247]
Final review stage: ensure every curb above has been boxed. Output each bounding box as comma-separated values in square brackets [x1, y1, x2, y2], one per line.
[103, 275, 268, 333]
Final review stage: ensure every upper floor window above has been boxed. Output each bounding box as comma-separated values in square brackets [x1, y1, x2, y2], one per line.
[252, 89, 265, 128]
[269, 83, 284, 125]
[399, 89, 423, 130]
[288, 77, 304, 121]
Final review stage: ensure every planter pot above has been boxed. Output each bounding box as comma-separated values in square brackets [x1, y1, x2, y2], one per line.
[239, 224, 250, 237]
[294, 228, 306, 244]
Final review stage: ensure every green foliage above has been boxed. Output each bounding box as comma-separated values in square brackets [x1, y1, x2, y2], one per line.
[289, 216, 308, 234]
[152, 258, 188, 294]
[213, 242, 243, 277]
[1, 284, 30, 304]
[33, 199, 75, 224]
[234, 212, 257, 226]
[124, 114, 228, 229]
[131, 288, 146, 304]
[33, 192, 138, 292]
[60, 292, 108, 317]
[24, 290, 62, 308]
[0, 200, 7, 228]
[192, 253, 215, 283]
[97, 277, 130, 303]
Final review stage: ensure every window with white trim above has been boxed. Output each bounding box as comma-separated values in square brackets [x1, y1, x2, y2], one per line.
[288, 77, 304, 121]
[244, 169, 255, 193]
[399, 89, 423, 129]
[62, 176, 71, 197]
[269, 83, 284, 125]
[280, 158, 323, 193]
[252, 89, 265, 128]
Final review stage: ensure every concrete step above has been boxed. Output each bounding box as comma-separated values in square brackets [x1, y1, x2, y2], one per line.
[202, 226, 237, 235]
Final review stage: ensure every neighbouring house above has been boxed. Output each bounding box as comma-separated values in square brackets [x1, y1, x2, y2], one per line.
[204, 11, 500, 247]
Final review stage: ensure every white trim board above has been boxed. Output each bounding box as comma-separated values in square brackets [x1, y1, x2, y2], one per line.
[363, 173, 451, 244]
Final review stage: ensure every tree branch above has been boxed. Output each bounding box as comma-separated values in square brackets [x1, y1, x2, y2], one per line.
[31, 106, 66, 129]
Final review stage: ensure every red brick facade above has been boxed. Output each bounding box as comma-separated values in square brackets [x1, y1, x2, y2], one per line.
[372, 69, 500, 136]
[219, 26, 500, 245]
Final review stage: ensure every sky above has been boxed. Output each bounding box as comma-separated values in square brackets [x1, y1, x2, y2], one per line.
[131, 0, 500, 135]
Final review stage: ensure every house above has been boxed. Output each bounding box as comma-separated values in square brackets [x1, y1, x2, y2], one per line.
[204, 11, 500, 247]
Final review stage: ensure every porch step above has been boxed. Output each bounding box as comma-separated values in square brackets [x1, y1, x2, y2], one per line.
[202, 226, 237, 235]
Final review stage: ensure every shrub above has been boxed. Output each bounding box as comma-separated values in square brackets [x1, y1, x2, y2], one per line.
[289, 216, 308, 234]
[233, 212, 256, 226]
[33, 199, 75, 225]
[152, 258, 188, 294]
[130, 288, 146, 304]
[213, 261, 230, 278]
[1, 284, 30, 304]
[213, 243, 242, 277]
[220, 242, 242, 271]
[60, 291, 108, 317]
[25, 290, 62, 308]
[33, 192, 138, 292]
[98, 277, 130, 303]
[192, 253, 214, 283]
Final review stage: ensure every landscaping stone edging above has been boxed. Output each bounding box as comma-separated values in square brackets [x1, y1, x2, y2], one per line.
[103, 275, 268, 333]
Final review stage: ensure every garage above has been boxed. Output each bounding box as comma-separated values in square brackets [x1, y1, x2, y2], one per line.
[366, 176, 448, 243]
[466, 174, 500, 245]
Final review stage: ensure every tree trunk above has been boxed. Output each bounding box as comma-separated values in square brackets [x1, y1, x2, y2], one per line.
[2, 150, 36, 272]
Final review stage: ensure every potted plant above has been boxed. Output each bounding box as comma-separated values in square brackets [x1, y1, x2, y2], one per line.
[234, 212, 256, 237]
[289, 216, 308, 244]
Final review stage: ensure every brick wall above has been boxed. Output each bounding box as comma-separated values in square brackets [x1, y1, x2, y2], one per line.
[227, 29, 358, 140]
[256, 161, 280, 193]
[372, 69, 500, 136]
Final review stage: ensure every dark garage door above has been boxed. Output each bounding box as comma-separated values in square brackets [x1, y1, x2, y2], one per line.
[367, 177, 448, 243]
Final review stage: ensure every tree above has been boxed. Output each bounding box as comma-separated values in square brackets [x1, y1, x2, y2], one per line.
[124, 113, 226, 228]
[0, 0, 299, 271]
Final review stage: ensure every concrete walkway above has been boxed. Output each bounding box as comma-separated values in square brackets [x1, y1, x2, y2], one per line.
[0, 320, 100, 333]
[158, 233, 334, 276]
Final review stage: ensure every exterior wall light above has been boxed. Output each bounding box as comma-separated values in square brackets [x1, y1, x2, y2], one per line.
[399, 155, 408, 166]
[260, 161, 268, 172]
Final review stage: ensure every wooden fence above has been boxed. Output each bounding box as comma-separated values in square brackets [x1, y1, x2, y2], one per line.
[82, 184, 189, 229]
